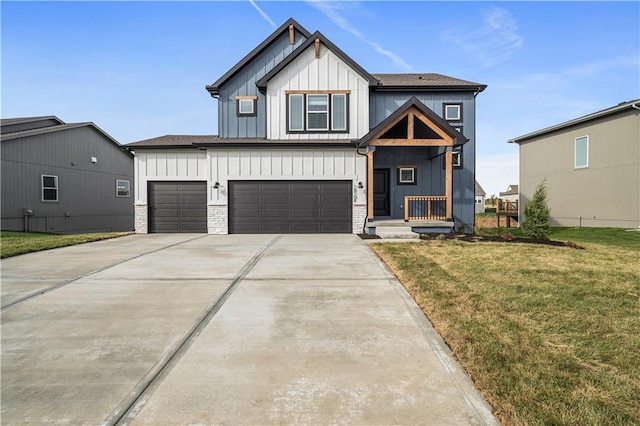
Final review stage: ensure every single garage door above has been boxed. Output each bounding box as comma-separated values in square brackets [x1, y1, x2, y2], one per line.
[229, 180, 352, 234]
[148, 182, 207, 233]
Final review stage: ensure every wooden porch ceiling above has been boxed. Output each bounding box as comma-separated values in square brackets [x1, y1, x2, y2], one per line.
[370, 106, 455, 147]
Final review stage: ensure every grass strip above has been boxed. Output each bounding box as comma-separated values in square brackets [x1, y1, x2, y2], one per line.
[1, 231, 130, 258]
[372, 239, 640, 425]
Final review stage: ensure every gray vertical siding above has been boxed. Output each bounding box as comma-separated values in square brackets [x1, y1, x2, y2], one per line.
[218, 30, 307, 138]
[1, 126, 134, 233]
[374, 146, 443, 219]
[370, 92, 477, 230]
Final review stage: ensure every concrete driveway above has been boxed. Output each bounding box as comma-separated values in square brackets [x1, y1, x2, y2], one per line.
[1, 234, 497, 425]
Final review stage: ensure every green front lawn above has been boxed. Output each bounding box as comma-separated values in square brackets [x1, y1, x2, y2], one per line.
[372, 228, 640, 425]
[0, 231, 130, 258]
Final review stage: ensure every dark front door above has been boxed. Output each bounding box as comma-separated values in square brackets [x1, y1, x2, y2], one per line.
[373, 169, 390, 217]
[229, 180, 352, 234]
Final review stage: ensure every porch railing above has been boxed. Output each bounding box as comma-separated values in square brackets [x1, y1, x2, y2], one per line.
[404, 196, 447, 221]
[497, 200, 518, 214]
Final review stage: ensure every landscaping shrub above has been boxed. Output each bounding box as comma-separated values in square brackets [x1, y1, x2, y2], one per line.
[521, 179, 551, 239]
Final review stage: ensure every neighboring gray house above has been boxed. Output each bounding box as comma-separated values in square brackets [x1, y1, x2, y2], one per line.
[1, 116, 134, 233]
[126, 18, 486, 235]
[499, 184, 519, 203]
[475, 180, 486, 213]
[509, 99, 640, 228]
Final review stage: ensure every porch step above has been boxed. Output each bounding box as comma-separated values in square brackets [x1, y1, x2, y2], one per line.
[375, 226, 420, 239]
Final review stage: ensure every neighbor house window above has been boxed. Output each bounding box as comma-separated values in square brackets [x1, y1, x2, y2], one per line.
[116, 180, 131, 197]
[42, 175, 58, 202]
[397, 166, 417, 185]
[287, 92, 349, 133]
[575, 135, 589, 168]
[236, 96, 257, 117]
[444, 103, 462, 121]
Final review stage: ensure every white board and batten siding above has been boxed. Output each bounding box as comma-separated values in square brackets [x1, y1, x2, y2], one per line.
[266, 44, 370, 140]
[208, 149, 367, 206]
[134, 151, 208, 203]
[134, 149, 367, 234]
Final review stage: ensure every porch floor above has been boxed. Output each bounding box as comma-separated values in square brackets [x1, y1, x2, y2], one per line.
[367, 219, 454, 228]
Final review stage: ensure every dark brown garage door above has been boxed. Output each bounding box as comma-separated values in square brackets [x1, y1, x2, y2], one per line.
[148, 182, 207, 233]
[229, 180, 352, 234]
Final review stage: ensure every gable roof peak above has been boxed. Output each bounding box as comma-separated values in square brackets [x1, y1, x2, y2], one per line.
[256, 30, 379, 91]
[206, 18, 311, 96]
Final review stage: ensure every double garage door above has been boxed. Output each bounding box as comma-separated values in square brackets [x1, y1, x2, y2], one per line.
[148, 180, 352, 233]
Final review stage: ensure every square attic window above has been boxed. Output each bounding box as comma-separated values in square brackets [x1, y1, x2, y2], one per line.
[444, 103, 462, 121]
[236, 97, 257, 117]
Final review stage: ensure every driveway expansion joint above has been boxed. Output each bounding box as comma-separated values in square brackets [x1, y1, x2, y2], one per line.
[102, 236, 281, 426]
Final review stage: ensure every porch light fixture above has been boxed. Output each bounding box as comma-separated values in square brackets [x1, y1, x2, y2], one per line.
[213, 182, 220, 189]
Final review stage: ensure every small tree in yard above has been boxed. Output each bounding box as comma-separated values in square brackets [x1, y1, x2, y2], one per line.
[522, 179, 551, 239]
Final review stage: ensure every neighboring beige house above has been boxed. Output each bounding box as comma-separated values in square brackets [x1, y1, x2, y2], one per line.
[509, 99, 640, 228]
[499, 184, 518, 203]
[475, 180, 486, 213]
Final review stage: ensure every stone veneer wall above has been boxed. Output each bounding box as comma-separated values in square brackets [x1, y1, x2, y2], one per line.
[134, 204, 148, 234]
[352, 204, 367, 234]
[208, 205, 228, 234]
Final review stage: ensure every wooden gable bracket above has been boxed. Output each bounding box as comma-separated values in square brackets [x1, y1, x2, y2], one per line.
[289, 24, 295, 44]
[314, 37, 321, 58]
[370, 106, 455, 147]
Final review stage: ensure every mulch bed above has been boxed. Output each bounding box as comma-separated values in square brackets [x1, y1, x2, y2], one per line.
[420, 233, 585, 249]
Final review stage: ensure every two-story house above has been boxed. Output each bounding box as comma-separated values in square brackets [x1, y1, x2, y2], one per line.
[126, 18, 486, 235]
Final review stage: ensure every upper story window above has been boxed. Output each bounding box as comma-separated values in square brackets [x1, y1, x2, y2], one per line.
[236, 96, 257, 117]
[443, 103, 462, 121]
[42, 175, 58, 202]
[575, 135, 589, 168]
[287, 91, 349, 133]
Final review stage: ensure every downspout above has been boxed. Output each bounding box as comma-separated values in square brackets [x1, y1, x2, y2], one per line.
[355, 143, 369, 233]
[634, 102, 640, 227]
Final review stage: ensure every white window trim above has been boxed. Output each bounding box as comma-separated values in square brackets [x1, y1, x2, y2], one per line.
[288, 94, 304, 131]
[116, 179, 131, 198]
[452, 150, 462, 167]
[306, 94, 329, 131]
[238, 98, 254, 115]
[574, 135, 589, 169]
[444, 104, 462, 121]
[42, 174, 58, 202]
[331, 93, 347, 131]
[398, 167, 416, 184]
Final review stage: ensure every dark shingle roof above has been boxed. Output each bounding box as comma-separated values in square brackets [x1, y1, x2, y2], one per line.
[372, 73, 486, 92]
[1, 115, 64, 126]
[508, 99, 640, 144]
[124, 135, 355, 149]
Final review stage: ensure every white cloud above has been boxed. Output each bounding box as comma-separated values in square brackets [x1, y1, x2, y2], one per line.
[306, 0, 414, 71]
[441, 7, 524, 67]
[248, 0, 277, 29]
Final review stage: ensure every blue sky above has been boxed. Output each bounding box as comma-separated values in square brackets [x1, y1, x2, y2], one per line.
[2, 1, 639, 196]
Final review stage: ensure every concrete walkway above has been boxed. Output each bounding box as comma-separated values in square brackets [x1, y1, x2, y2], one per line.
[1, 234, 497, 425]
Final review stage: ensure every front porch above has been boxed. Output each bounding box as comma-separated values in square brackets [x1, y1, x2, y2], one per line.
[365, 218, 455, 238]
